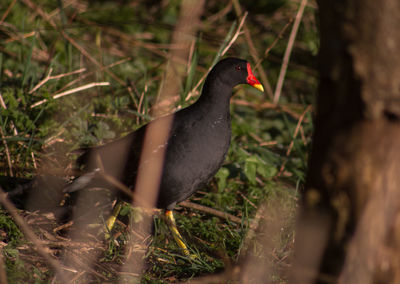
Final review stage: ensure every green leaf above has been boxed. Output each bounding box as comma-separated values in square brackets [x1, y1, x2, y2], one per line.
[257, 162, 278, 179]
[244, 157, 258, 185]
[119, 204, 131, 216]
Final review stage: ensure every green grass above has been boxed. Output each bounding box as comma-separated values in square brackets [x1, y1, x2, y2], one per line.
[0, 0, 317, 282]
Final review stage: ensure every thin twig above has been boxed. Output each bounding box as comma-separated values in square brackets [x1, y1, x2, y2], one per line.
[254, 18, 294, 70]
[277, 105, 311, 176]
[4, 31, 35, 44]
[238, 191, 257, 209]
[248, 133, 278, 148]
[285, 105, 312, 156]
[260, 141, 278, 147]
[0, 0, 16, 24]
[0, 188, 68, 283]
[53, 221, 74, 233]
[221, 12, 248, 56]
[179, 200, 252, 227]
[30, 82, 110, 108]
[273, 0, 308, 103]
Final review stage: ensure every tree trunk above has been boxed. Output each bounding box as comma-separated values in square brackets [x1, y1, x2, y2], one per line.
[293, 0, 400, 283]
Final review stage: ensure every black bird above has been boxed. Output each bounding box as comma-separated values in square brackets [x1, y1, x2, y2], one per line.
[70, 57, 264, 255]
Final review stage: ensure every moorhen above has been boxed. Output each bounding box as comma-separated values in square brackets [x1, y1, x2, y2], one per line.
[69, 57, 264, 255]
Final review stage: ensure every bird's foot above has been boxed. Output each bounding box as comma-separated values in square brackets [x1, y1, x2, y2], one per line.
[165, 210, 197, 258]
[104, 202, 123, 239]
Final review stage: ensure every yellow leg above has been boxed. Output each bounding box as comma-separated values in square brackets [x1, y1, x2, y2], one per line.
[165, 210, 191, 256]
[105, 202, 123, 238]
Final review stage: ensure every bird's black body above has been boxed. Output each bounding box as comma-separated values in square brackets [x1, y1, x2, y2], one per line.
[0, 58, 263, 255]
[76, 58, 255, 210]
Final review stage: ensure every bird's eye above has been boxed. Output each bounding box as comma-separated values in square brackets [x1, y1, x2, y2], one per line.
[235, 65, 242, 71]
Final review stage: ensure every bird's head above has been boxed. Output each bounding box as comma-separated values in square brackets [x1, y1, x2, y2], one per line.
[211, 57, 264, 92]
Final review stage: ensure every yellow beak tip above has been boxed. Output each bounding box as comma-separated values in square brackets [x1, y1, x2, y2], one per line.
[253, 84, 264, 92]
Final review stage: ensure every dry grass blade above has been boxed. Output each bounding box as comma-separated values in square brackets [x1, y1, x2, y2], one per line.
[0, 188, 68, 283]
[30, 82, 110, 108]
[29, 68, 86, 94]
[30, 151, 37, 169]
[0, 93, 18, 135]
[273, 0, 308, 103]
[0, 127, 13, 177]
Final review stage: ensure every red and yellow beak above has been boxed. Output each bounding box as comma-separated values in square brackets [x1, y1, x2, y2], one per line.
[246, 63, 264, 92]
